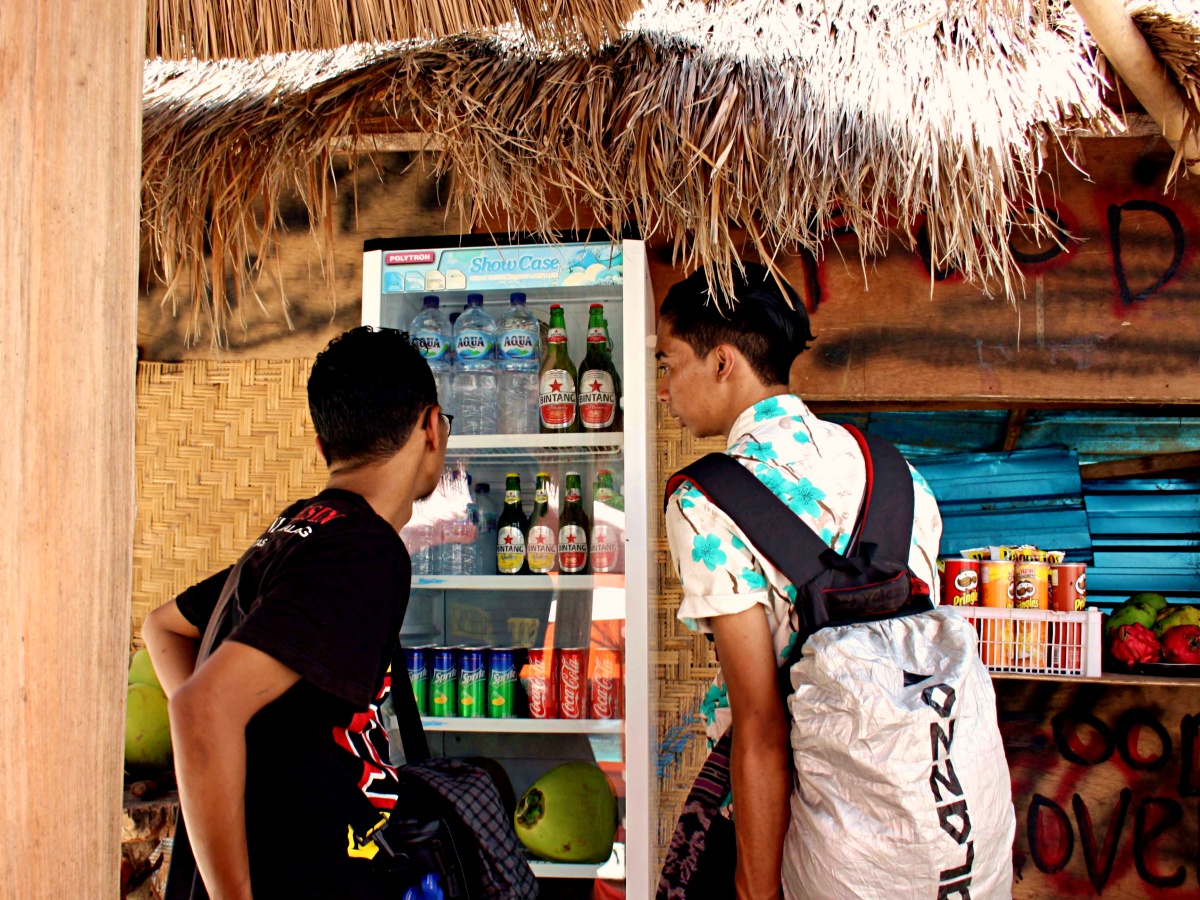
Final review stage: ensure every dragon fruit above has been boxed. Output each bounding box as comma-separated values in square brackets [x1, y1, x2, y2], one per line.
[1109, 623, 1161, 668]
[1161, 625, 1200, 664]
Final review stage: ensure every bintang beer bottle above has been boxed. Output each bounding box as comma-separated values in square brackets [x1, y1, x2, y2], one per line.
[496, 473, 529, 575]
[578, 304, 622, 433]
[539, 304, 579, 433]
[526, 472, 557, 574]
[557, 471, 590, 574]
[590, 470, 623, 574]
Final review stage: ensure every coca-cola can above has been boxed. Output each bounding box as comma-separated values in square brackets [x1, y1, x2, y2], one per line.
[526, 648, 558, 719]
[557, 647, 589, 719]
[589, 649, 622, 719]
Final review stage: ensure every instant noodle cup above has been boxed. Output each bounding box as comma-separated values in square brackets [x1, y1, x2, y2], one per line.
[979, 561, 1014, 667]
[938, 558, 980, 607]
[1013, 561, 1050, 668]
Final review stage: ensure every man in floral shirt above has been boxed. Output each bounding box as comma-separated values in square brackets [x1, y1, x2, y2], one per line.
[656, 264, 945, 899]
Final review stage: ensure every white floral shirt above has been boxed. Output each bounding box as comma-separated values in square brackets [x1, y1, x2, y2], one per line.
[665, 394, 943, 744]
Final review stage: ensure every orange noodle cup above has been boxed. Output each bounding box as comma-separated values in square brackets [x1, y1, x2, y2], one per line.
[979, 561, 1014, 667]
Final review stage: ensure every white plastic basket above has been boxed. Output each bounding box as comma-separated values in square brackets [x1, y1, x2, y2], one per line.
[945, 606, 1103, 677]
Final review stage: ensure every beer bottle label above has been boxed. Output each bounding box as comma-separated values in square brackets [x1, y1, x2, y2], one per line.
[565, 486, 582, 504]
[547, 326, 568, 344]
[505, 489, 521, 505]
[534, 489, 549, 505]
[527, 525, 557, 572]
[558, 524, 588, 572]
[499, 328, 538, 361]
[539, 368, 576, 429]
[590, 522, 620, 573]
[412, 331, 450, 363]
[497, 526, 526, 574]
[578, 368, 617, 429]
[587, 327, 607, 345]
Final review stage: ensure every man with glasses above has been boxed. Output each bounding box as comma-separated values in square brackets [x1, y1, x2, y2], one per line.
[144, 326, 450, 899]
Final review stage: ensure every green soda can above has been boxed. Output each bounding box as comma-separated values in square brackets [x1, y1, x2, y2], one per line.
[488, 647, 517, 718]
[404, 646, 430, 716]
[430, 647, 457, 717]
[458, 648, 488, 718]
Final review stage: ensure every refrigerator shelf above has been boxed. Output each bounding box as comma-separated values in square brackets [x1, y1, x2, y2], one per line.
[411, 574, 625, 591]
[419, 717, 623, 734]
[527, 843, 626, 880]
[445, 432, 623, 460]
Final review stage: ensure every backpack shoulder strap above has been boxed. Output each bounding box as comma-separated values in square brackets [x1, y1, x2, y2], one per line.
[664, 451, 860, 591]
[844, 426, 916, 565]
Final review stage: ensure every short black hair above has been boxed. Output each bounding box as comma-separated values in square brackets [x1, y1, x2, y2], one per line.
[308, 326, 438, 466]
[660, 263, 815, 386]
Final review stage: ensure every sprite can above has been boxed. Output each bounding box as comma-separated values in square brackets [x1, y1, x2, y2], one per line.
[458, 648, 487, 718]
[430, 647, 457, 717]
[488, 648, 517, 718]
[404, 646, 430, 716]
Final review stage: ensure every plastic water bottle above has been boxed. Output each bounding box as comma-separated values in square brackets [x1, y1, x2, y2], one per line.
[409, 295, 455, 417]
[497, 292, 541, 434]
[452, 294, 498, 435]
[473, 483, 498, 574]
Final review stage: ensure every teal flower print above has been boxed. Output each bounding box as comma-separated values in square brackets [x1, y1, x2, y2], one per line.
[740, 567, 767, 590]
[741, 440, 777, 462]
[681, 616, 699, 631]
[792, 430, 811, 445]
[753, 396, 784, 422]
[676, 485, 704, 510]
[730, 534, 748, 552]
[699, 681, 729, 725]
[911, 467, 936, 498]
[754, 464, 793, 503]
[780, 631, 800, 662]
[785, 478, 825, 518]
[783, 584, 797, 602]
[692, 534, 727, 571]
[818, 526, 836, 548]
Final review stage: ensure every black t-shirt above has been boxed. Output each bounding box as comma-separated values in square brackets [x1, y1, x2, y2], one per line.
[176, 489, 409, 899]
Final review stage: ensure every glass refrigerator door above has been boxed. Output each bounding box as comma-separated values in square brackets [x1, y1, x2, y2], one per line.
[361, 236, 653, 897]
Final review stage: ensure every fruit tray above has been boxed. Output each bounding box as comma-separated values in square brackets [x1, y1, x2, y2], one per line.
[945, 606, 1104, 678]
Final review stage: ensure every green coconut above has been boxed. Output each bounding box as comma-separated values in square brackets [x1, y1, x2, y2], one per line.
[1154, 605, 1200, 638]
[514, 762, 618, 864]
[1105, 602, 1157, 635]
[128, 647, 162, 690]
[125, 683, 172, 769]
[1127, 592, 1168, 614]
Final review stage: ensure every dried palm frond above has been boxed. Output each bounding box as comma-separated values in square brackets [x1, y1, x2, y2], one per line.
[146, 0, 641, 58]
[142, 0, 1125, 342]
[1122, 2, 1200, 185]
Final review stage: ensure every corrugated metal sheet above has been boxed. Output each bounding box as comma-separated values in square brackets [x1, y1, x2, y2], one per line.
[911, 449, 1091, 559]
[1083, 478, 1200, 604]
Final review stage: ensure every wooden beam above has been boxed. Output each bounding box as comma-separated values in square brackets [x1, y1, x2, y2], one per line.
[1002, 407, 1028, 452]
[1079, 450, 1200, 481]
[1, 0, 140, 894]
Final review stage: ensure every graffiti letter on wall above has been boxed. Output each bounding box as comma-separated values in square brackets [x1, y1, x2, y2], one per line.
[1107, 200, 1186, 305]
[1178, 713, 1200, 798]
[1133, 797, 1186, 888]
[1028, 794, 1074, 874]
[1073, 789, 1132, 893]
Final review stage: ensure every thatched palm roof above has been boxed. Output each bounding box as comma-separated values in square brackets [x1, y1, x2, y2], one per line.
[147, 0, 639, 58]
[141, 0, 1200, 332]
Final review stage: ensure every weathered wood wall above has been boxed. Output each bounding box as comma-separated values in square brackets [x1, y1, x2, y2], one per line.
[3, 0, 141, 895]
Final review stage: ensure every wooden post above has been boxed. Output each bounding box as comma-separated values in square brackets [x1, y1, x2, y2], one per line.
[0, 1, 141, 896]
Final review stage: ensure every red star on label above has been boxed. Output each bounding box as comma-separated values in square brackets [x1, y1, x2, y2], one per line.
[590, 380, 603, 392]
[535, 535, 546, 544]
[550, 379, 563, 393]
[504, 535, 514, 545]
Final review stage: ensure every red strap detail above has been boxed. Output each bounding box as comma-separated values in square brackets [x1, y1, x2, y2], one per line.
[839, 424, 874, 555]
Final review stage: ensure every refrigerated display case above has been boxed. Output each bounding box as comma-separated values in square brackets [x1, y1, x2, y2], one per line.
[362, 232, 655, 897]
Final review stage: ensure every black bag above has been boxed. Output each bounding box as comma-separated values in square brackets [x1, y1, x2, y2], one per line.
[656, 424, 934, 898]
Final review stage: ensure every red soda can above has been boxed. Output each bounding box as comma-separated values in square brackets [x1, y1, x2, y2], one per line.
[938, 558, 980, 607]
[558, 647, 589, 719]
[526, 648, 558, 719]
[589, 649, 622, 719]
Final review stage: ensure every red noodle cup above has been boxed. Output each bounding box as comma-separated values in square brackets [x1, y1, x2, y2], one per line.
[938, 558, 980, 607]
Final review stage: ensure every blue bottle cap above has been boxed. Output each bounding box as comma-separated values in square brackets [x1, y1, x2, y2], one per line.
[423, 295, 439, 307]
[510, 292, 527, 304]
[466, 293, 485, 306]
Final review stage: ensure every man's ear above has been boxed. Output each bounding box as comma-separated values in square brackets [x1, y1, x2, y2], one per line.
[713, 344, 738, 382]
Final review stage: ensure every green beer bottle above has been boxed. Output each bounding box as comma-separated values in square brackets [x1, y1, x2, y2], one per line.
[557, 471, 590, 574]
[496, 473, 529, 575]
[526, 472, 557, 574]
[539, 304, 579, 433]
[578, 303, 622, 433]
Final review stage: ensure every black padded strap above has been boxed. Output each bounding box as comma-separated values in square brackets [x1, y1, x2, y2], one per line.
[854, 430, 916, 565]
[391, 639, 431, 764]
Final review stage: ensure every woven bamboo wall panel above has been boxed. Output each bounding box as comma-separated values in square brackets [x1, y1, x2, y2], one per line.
[652, 402, 727, 850]
[132, 360, 324, 637]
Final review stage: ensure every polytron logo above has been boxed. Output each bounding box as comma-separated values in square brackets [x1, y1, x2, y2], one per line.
[384, 251, 435, 265]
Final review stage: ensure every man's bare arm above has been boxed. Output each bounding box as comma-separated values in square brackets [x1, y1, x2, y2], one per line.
[170, 640, 301, 900]
[143, 600, 202, 698]
[711, 605, 792, 900]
